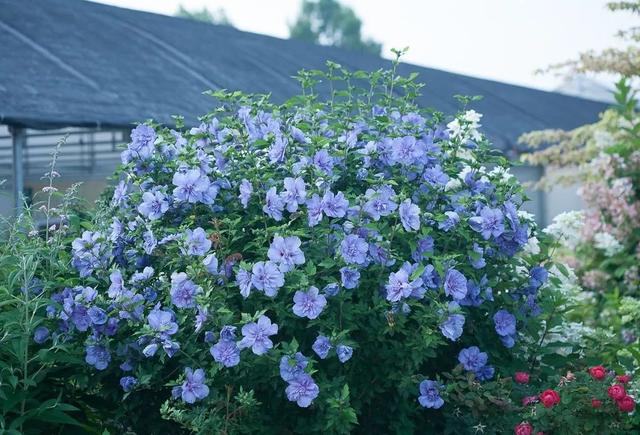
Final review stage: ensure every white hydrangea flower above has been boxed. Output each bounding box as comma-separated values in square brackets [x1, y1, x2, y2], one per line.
[543, 211, 585, 249]
[593, 232, 623, 257]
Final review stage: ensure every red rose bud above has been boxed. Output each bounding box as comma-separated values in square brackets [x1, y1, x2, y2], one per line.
[607, 384, 626, 401]
[616, 374, 631, 384]
[514, 422, 533, 435]
[588, 365, 606, 380]
[617, 395, 636, 413]
[539, 389, 561, 408]
[514, 371, 530, 384]
[591, 398, 602, 408]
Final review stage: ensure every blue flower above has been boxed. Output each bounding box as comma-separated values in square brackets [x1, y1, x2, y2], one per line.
[120, 376, 138, 392]
[292, 286, 327, 319]
[469, 206, 505, 240]
[237, 315, 278, 355]
[147, 307, 178, 336]
[340, 234, 369, 265]
[399, 199, 421, 231]
[475, 365, 495, 381]
[170, 272, 202, 308]
[493, 309, 516, 336]
[306, 194, 324, 227]
[340, 267, 361, 289]
[85, 344, 111, 370]
[412, 236, 434, 262]
[336, 344, 353, 363]
[458, 346, 488, 372]
[251, 261, 285, 297]
[438, 211, 459, 232]
[391, 136, 424, 165]
[469, 243, 486, 269]
[183, 227, 212, 256]
[312, 335, 332, 359]
[444, 269, 468, 300]
[180, 368, 209, 404]
[418, 380, 444, 409]
[33, 326, 50, 344]
[285, 374, 319, 408]
[88, 306, 108, 325]
[385, 268, 423, 302]
[321, 191, 349, 218]
[268, 236, 305, 272]
[203, 254, 219, 275]
[281, 177, 307, 212]
[138, 191, 169, 220]
[439, 314, 465, 341]
[236, 268, 253, 298]
[423, 165, 449, 186]
[322, 283, 340, 297]
[172, 168, 210, 203]
[363, 187, 397, 221]
[263, 187, 285, 221]
[210, 339, 241, 367]
[279, 352, 309, 382]
[238, 179, 253, 208]
[313, 149, 334, 175]
[122, 124, 156, 163]
[529, 266, 548, 289]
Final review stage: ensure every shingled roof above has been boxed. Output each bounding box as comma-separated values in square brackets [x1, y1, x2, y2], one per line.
[0, 0, 608, 152]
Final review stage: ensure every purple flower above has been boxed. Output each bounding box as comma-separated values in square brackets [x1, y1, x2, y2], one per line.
[88, 306, 107, 325]
[469, 206, 505, 240]
[322, 283, 340, 297]
[423, 165, 449, 186]
[292, 286, 327, 319]
[313, 149, 334, 175]
[340, 234, 368, 265]
[336, 344, 353, 363]
[120, 376, 138, 392]
[172, 169, 210, 203]
[181, 368, 209, 404]
[458, 346, 488, 372]
[279, 352, 309, 381]
[236, 269, 253, 298]
[285, 374, 319, 407]
[529, 266, 548, 289]
[493, 309, 516, 336]
[385, 268, 424, 302]
[33, 326, 50, 344]
[220, 325, 237, 341]
[183, 227, 212, 256]
[418, 380, 444, 409]
[306, 194, 324, 227]
[439, 314, 465, 341]
[195, 306, 208, 333]
[438, 211, 460, 232]
[391, 136, 424, 165]
[251, 261, 285, 297]
[399, 199, 420, 231]
[444, 269, 468, 300]
[85, 345, 111, 370]
[312, 335, 332, 359]
[268, 236, 305, 272]
[211, 339, 241, 367]
[147, 308, 178, 335]
[475, 365, 495, 381]
[238, 179, 253, 208]
[203, 254, 219, 275]
[123, 124, 156, 162]
[321, 191, 349, 218]
[363, 187, 397, 221]
[263, 187, 285, 221]
[412, 236, 434, 261]
[281, 177, 307, 212]
[170, 272, 202, 308]
[469, 243, 486, 269]
[138, 191, 169, 220]
[340, 267, 360, 289]
[237, 315, 278, 355]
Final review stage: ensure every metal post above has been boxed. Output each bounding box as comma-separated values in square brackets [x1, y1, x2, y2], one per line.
[10, 125, 26, 215]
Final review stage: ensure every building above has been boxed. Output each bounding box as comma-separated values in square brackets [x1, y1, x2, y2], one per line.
[0, 0, 608, 223]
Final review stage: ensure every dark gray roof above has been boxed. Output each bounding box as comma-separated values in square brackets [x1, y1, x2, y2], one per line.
[0, 0, 608, 152]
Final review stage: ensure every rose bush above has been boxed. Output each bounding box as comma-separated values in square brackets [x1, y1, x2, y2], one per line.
[36, 59, 587, 433]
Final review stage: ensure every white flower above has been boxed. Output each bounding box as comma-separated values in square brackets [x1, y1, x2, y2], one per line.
[523, 236, 540, 255]
[446, 119, 462, 138]
[543, 211, 584, 249]
[444, 178, 462, 192]
[593, 130, 614, 149]
[463, 110, 482, 126]
[488, 166, 514, 182]
[593, 232, 623, 257]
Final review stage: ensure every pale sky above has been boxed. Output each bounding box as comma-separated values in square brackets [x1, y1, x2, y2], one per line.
[93, 0, 637, 91]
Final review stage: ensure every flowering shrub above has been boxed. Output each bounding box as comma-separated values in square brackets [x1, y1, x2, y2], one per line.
[512, 365, 637, 434]
[41, 59, 565, 433]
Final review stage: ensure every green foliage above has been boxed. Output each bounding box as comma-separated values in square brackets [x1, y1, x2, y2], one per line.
[175, 5, 233, 27]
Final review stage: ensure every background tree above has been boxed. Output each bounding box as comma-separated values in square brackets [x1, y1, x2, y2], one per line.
[175, 5, 233, 27]
[289, 0, 382, 55]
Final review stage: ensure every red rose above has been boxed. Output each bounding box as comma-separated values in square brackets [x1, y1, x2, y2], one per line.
[617, 395, 636, 413]
[589, 365, 606, 380]
[539, 389, 560, 408]
[616, 374, 631, 384]
[514, 422, 533, 435]
[607, 384, 626, 401]
[591, 398, 602, 408]
[514, 371, 530, 384]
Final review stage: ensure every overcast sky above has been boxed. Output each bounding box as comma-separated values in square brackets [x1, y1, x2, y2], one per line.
[94, 0, 636, 91]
